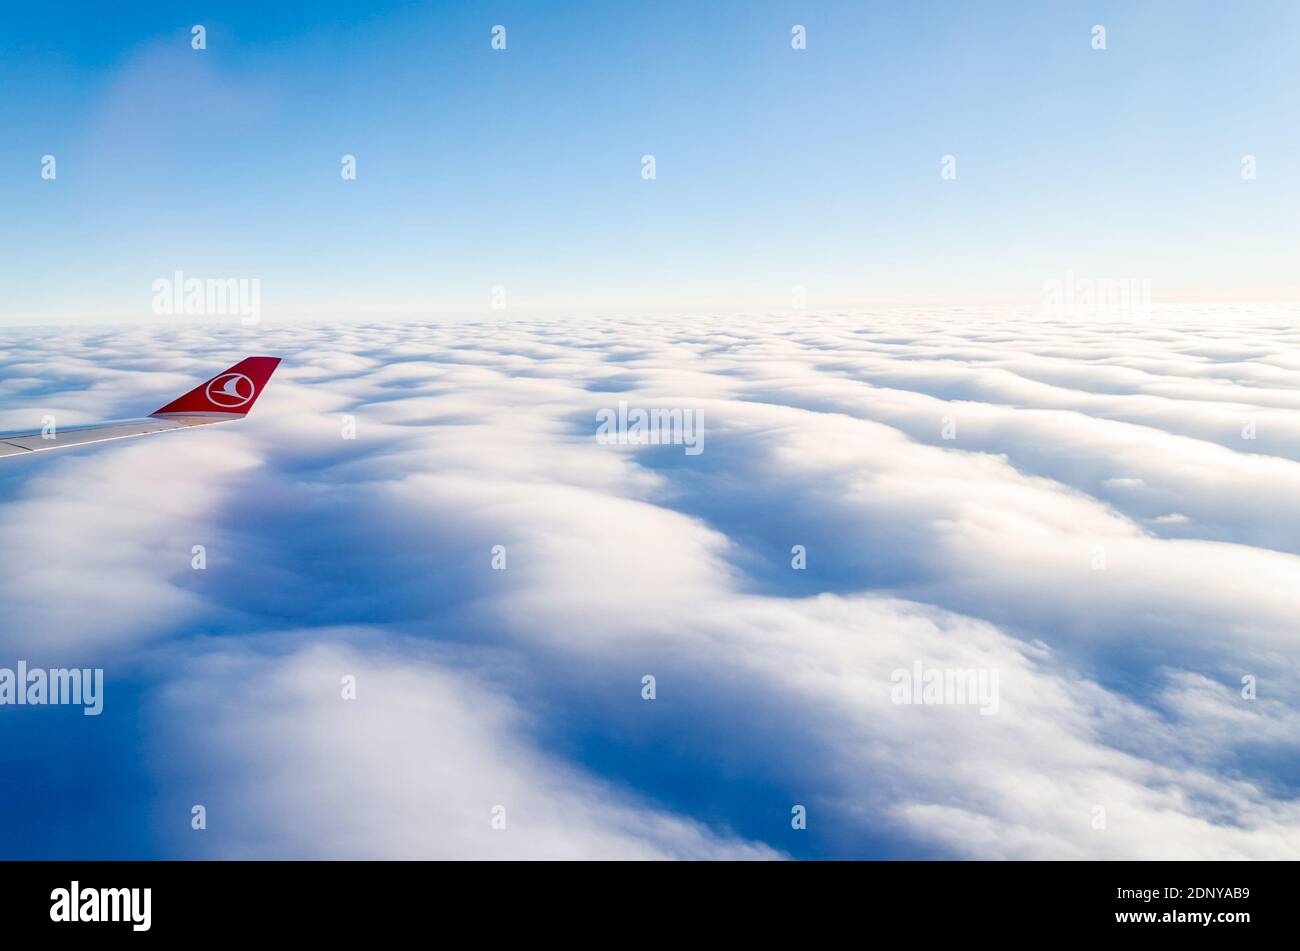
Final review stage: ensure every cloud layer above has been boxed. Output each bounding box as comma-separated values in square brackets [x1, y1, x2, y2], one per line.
[1, 307, 1298, 859]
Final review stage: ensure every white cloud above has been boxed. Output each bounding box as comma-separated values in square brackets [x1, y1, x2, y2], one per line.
[2, 308, 1298, 858]
[151, 633, 778, 859]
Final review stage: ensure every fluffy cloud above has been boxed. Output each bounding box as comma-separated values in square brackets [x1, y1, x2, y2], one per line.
[149, 632, 777, 859]
[1, 308, 1297, 858]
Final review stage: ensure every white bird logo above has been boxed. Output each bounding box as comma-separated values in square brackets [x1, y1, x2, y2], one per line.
[204, 372, 255, 409]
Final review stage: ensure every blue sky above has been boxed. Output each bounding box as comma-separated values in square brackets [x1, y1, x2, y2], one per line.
[1, 1, 1298, 325]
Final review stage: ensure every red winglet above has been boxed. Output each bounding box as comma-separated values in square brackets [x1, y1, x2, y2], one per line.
[151, 356, 282, 417]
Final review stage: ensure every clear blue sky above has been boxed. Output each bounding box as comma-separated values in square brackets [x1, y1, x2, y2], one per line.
[1, 1, 1297, 324]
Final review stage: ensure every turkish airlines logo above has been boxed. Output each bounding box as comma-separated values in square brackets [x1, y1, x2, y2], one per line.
[205, 372, 255, 409]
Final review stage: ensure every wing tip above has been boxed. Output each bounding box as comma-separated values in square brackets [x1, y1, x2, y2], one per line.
[150, 356, 283, 418]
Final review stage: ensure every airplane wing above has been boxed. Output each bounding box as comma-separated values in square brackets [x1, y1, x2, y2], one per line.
[0, 356, 281, 459]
